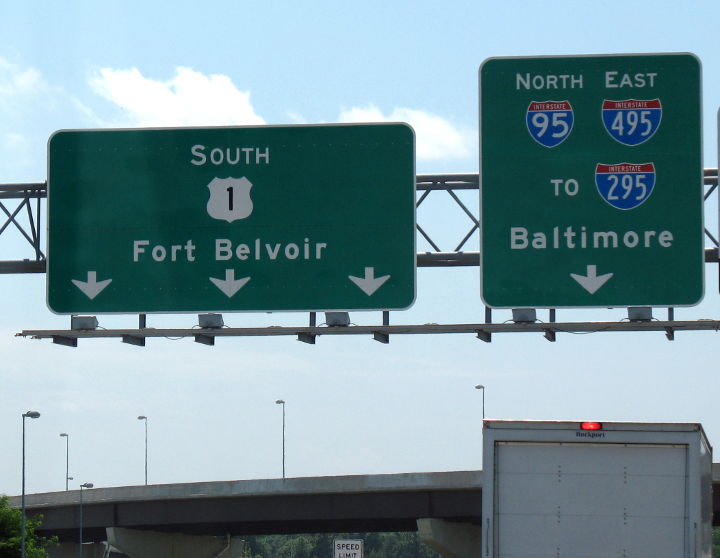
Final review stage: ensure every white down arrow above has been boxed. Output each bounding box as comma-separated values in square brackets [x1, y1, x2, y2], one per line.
[570, 265, 613, 294]
[209, 269, 251, 298]
[71, 271, 112, 300]
[348, 267, 390, 296]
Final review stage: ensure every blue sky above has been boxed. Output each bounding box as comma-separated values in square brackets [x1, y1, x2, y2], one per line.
[1, 1, 719, 496]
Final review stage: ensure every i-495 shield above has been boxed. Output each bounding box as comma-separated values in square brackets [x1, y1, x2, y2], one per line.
[601, 99, 662, 146]
[526, 100, 574, 148]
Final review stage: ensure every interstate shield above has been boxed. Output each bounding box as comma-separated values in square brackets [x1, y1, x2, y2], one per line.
[602, 99, 662, 146]
[595, 163, 656, 210]
[526, 100, 574, 148]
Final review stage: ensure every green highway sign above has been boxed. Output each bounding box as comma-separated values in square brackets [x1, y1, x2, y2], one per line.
[480, 53, 704, 308]
[47, 124, 416, 314]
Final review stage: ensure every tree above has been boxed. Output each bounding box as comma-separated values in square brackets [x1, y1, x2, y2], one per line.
[241, 532, 440, 558]
[0, 496, 56, 558]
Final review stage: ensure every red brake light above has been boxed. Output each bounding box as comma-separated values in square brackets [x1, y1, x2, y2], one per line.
[581, 422, 602, 431]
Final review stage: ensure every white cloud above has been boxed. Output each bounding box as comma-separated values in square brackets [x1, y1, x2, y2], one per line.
[0, 58, 60, 180]
[85, 67, 472, 162]
[338, 104, 472, 161]
[89, 67, 265, 127]
[286, 110, 308, 124]
[2, 132, 27, 149]
[0, 58, 48, 106]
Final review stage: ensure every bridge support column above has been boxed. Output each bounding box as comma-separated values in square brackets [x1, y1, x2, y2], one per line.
[107, 527, 245, 558]
[417, 518, 481, 558]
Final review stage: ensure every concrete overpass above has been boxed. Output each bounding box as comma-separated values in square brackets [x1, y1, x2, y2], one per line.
[11, 468, 720, 557]
[14, 471, 481, 541]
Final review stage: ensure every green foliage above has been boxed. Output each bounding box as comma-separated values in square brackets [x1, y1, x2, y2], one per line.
[713, 526, 720, 557]
[242, 532, 439, 558]
[0, 496, 57, 558]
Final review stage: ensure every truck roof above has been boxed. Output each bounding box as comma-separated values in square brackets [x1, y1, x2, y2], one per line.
[484, 419, 704, 434]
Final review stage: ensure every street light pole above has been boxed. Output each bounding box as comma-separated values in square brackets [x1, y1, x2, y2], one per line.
[475, 384, 485, 419]
[137, 416, 147, 485]
[79, 482, 93, 558]
[21, 410, 40, 558]
[60, 433, 69, 491]
[275, 400, 285, 479]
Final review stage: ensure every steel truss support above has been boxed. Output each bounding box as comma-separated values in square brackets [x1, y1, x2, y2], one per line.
[0, 173, 718, 271]
[413, 170, 720, 265]
[0, 182, 46, 273]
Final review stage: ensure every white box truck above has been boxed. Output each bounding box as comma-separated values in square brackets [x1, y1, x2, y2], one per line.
[482, 420, 712, 558]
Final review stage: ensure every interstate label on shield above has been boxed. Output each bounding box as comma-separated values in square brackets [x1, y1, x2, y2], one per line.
[601, 99, 662, 146]
[595, 162, 656, 210]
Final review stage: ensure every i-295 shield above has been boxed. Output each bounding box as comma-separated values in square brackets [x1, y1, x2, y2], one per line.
[602, 99, 662, 146]
[595, 162, 656, 210]
[526, 100, 574, 148]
